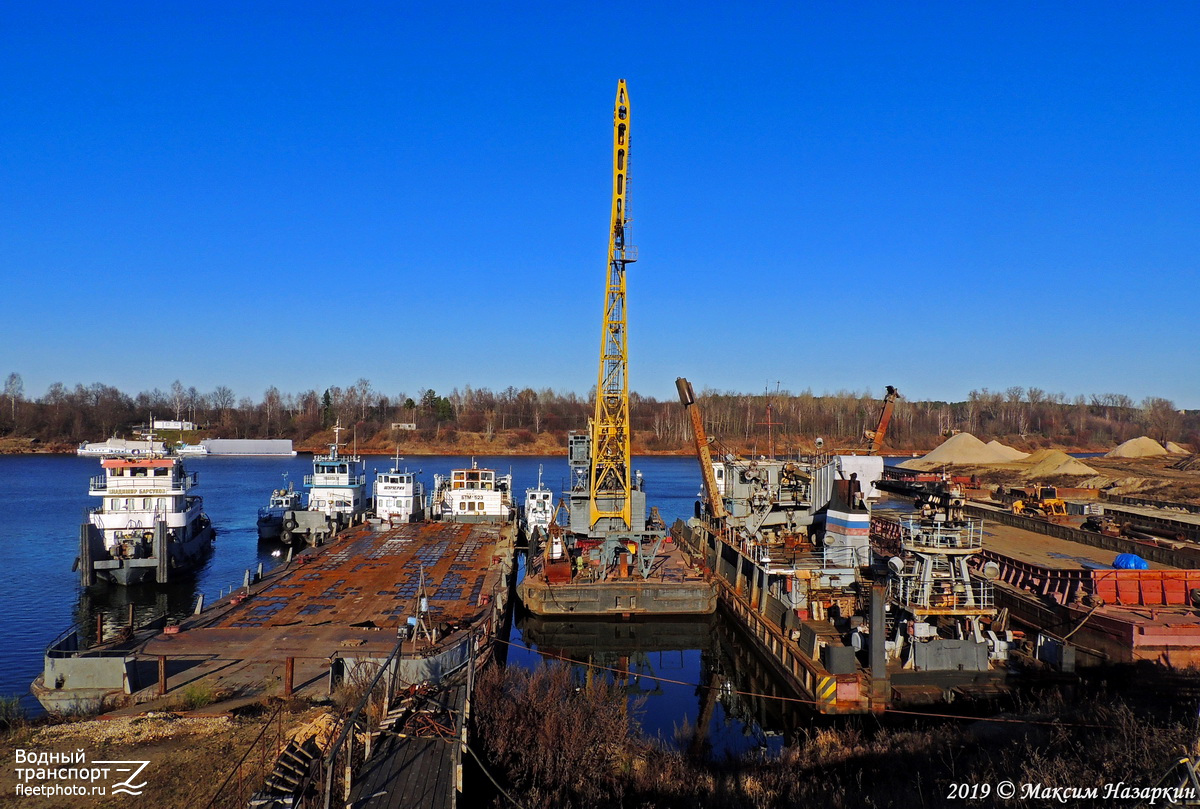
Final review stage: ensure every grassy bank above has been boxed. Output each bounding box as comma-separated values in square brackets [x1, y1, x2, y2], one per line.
[473, 662, 1195, 809]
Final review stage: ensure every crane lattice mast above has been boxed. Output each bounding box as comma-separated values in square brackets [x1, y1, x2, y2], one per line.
[589, 79, 634, 531]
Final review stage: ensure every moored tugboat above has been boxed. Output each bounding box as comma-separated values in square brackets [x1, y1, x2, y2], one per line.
[78, 440, 215, 586]
[257, 477, 303, 539]
[374, 450, 425, 524]
[281, 422, 367, 546]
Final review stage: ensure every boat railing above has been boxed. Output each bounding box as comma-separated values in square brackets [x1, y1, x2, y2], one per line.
[887, 576, 995, 613]
[45, 619, 162, 659]
[89, 474, 107, 492]
[898, 517, 983, 551]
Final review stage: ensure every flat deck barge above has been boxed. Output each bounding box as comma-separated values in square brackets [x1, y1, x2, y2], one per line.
[34, 520, 516, 712]
[518, 538, 716, 616]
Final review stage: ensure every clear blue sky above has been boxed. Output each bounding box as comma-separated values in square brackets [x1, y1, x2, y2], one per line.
[3, 2, 1198, 407]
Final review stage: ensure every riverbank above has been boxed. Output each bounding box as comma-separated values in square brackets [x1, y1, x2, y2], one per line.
[0, 432, 1120, 457]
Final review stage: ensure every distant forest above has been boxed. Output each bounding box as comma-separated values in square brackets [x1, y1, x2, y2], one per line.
[2, 372, 1197, 452]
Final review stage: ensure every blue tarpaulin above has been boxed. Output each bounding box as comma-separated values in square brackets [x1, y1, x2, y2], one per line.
[1112, 553, 1149, 570]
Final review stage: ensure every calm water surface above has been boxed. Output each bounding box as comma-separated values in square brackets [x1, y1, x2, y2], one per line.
[0, 453, 803, 755]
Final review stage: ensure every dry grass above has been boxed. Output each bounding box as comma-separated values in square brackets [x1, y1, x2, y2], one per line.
[474, 664, 1196, 809]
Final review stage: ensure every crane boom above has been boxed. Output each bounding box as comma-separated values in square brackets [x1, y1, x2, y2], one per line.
[866, 385, 901, 455]
[676, 378, 727, 520]
[589, 79, 634, 530]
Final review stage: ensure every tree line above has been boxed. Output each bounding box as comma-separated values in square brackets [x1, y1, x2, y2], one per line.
[2, 372, 1197, 451]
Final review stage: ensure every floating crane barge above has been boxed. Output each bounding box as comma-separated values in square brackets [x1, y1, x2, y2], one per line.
[518, 80, 715, 617]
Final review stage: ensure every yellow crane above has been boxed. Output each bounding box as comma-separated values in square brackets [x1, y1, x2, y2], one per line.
[588, 79, 634, 531]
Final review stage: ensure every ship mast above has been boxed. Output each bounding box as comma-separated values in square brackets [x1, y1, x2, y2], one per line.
[588, 79, 634, 531]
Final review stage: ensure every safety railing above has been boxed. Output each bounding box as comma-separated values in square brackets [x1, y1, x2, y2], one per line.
[899, 517, 983, 551]
[887, 576, 995, 613]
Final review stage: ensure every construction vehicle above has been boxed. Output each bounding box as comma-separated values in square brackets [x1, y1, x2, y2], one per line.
[1009, 485, 1070, 523]
[863, 385, 901, 455]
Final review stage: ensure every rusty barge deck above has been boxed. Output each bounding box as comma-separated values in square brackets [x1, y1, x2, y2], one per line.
[517, 537, 716, 616]
[34, 519, 517, 713]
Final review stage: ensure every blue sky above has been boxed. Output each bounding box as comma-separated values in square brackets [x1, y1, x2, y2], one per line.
[2, 2, 1198, 407]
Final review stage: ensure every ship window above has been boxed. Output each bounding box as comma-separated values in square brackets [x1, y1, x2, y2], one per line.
[110, 468, 124, 476]
[158, 498, 166, 510]
[459, 502, 467, 511]
[132, 468, 147, 477]
[154, 468, 168, 476]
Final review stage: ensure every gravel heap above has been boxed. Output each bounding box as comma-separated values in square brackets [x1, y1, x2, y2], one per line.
[986, 439, 1029, 461]
[1106, 436, 1169, 458]
[1023, 450, 1098, 478]
[898, 433, 1014, 470]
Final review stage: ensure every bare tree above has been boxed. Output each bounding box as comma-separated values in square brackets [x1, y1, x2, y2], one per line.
[170, 380, 186, 420]
[4, 372, 23, 426]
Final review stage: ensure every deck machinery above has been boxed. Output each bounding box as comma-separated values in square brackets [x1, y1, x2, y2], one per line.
[564, 79, 666, 580]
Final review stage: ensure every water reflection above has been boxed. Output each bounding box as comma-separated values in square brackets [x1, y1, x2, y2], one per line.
[511, 601, 819, 758]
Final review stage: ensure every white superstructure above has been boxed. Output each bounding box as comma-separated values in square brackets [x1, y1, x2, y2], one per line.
[83, 450, 213, 585]
[77, 438, 167, 457]
[522, 464, 555, 541]
[304, 423, 367, 521]
[375, 456, 425, 524]
[433, 461, 513, 523]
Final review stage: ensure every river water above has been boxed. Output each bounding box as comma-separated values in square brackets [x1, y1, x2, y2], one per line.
[0, 452, 823, 756]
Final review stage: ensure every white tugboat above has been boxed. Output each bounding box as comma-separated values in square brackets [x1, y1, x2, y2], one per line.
[432, 460, 514, 523]
[79, 441, 214, 586]
[256, 476, 303, 539]
[522, 464, 555, 542]
[281, 422, 367, 545]
[374, 450, 425, 524]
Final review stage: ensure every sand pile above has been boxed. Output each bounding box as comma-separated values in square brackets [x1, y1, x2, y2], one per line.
[1023, 450, 1098, 478]
[986, 439, 1029, 461]
[1166, 441, 1190, 454]
[1106, 436, 1168, 458]
[898, 432, 1014, 470]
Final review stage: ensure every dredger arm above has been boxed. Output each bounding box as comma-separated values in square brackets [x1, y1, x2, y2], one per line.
[865, 385, 901, 455]
[676, 377, 727, 520]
